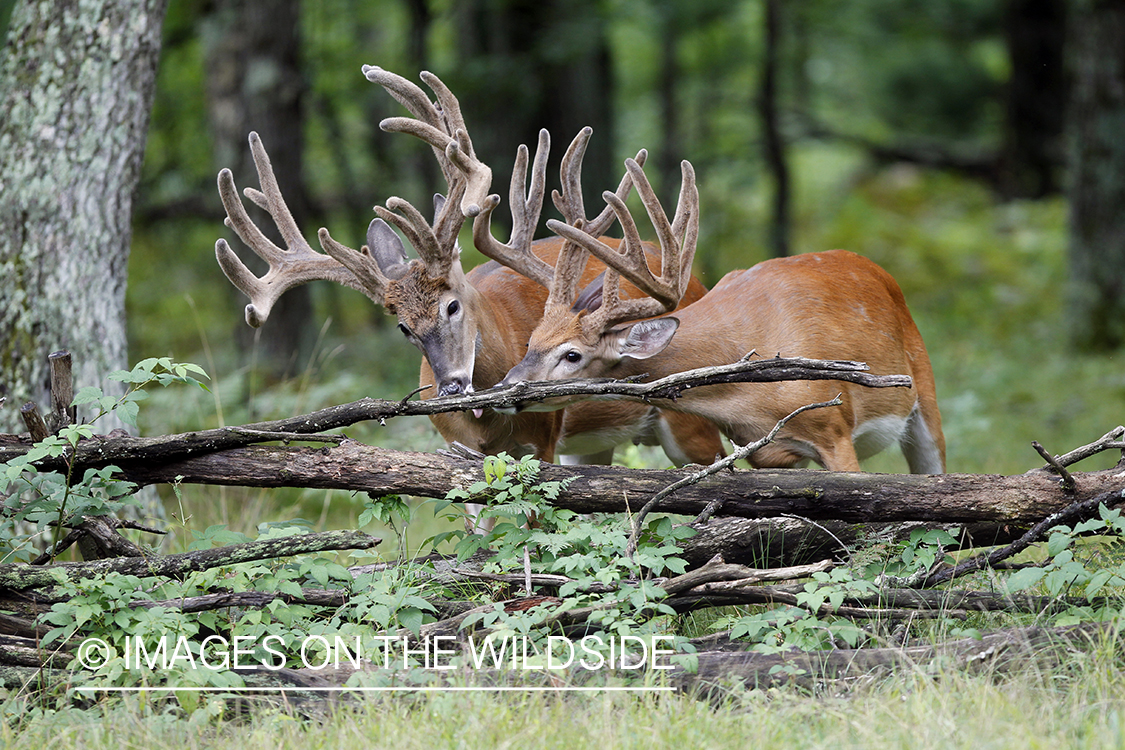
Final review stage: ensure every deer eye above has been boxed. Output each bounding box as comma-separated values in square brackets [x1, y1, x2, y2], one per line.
[446, 300, 460, 316]
[564, 351, 582, 363]
[397, 323, 411, 337]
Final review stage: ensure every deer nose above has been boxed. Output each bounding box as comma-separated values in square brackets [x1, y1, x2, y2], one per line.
[438, 376, 469, 397]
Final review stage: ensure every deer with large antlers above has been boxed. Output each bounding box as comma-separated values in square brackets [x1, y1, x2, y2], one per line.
[498, 157, 946, 474]
[213, 69, 725, 529]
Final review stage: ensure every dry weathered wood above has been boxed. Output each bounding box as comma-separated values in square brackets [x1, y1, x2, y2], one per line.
[669, 580, 1094, 617]
[0, 356, 908, 467]
[0, 529, 380, 591]
[108, 440, 1125, 527]
[671, 622, 1112, 694]
[18, 402, 49, 442]
[1040, 425, 1125, 470]
[677, 516, 1028, 569]
[47, 350, 75, 433]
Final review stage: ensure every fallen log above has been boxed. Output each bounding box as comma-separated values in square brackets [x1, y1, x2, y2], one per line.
[0, 529, 380, 591]
[109, 440, 1125, 526]
[672, 621, 1113, 695]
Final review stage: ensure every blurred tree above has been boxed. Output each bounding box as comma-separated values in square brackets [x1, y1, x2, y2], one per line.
[1066, 0, 1125, 352]
[0, 0, 168, 434]
[450, 0, 614, 228]
[202, 0, 316, 377]
[0, 0, 14, 43]
[998, 0, 1067, 198]
[758, 0, 790, 257]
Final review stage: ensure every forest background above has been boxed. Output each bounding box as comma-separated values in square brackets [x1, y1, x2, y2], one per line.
[1, 0, 1123, 532]
[1, 2, 1125, 746]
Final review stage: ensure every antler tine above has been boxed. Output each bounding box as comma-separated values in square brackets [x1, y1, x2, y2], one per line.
[591, 158, 696, 308]
[585, 148, 648, 239]
[364, 65, 494, 279]
[544, 128, 650, 310]
[542, 128, 597, 309]
[544, 157, 699, 330]
[215, 132, 381, 328]
[550, 129, 648, 238]
[374, 198, 446, 275]
[551, 126, 591, 226]
[364, 65, 492, 220]
[470, 129, 556, 289]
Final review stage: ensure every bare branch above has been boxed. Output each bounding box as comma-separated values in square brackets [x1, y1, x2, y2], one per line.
[0, 356, 907, 469]
[625, 395, 844, 557]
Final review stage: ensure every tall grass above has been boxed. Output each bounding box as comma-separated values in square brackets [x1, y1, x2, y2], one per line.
[6, 644, 1125, 749]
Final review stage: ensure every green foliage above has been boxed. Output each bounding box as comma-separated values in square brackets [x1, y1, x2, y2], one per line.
[0, 358, 209, 563]
[1004, 503, 1125, 625]
[716, 565, 879, 653]
[425, 452, 694, 655]
[33, 532, 438, 703]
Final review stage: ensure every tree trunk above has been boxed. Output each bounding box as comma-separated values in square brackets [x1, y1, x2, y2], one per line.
[759, 0, 791, 258]
[0, 0, 167, 431]
[453, 0, 613, 230]
[1066, 0, 1125, 352]
[202, 0, 316, 377]
[999, 0, 1067, 199]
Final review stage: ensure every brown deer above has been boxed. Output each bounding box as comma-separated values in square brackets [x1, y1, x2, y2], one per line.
[496, 157, 946, 474]
[213, 69, 724, 528]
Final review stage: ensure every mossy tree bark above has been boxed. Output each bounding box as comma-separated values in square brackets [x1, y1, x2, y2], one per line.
[0, 0, 168, 430]
[1066, 0, 1125, 352]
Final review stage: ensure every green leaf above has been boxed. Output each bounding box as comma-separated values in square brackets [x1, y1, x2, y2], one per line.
[117, 399, 141, 427]
[72, 386, 104, 406]
[1047, 531, 1073, 557]
[1005, 566, 1046, 592]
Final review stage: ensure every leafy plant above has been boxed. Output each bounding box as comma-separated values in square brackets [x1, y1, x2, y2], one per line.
[1005, 503, 1125, 625]
[0, 358, 209, 563]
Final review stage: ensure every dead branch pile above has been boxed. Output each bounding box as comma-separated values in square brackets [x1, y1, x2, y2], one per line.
[1, 351, 1123, 699]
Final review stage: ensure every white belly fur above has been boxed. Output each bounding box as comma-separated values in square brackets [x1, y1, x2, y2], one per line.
[852, 414, 908, 461]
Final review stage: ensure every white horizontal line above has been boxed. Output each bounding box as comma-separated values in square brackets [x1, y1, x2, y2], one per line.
[76, 686, 673, 693]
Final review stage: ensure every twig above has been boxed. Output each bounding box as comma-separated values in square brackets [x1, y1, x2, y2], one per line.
[1040, 426, 1125, 470]
[700, 584, 966, 620]
[624, 396, 843, 558]
[399, 384, 432, 405]
[1033, 440, 1076, 493]
[922, 486, 1125, 587]
[691, 496, 728, 525]
[0, 529, 381, 590]
[2, 359, 903, 470]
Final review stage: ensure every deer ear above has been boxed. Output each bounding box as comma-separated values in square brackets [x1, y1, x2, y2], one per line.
[432, 193, 446, 222]
[366, 218, 410, 279]
[571, 271, 606, 313]
[615, 317, 679, 359]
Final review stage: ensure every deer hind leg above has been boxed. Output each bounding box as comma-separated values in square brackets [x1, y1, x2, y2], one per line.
[901, 402, 945, 474]
[653, 410, 727, 466]
[816, 434, 863, 473]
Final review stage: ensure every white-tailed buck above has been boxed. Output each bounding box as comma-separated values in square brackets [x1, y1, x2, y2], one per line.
[213, 69, 725, 530]
[499, 157, 946, 474]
